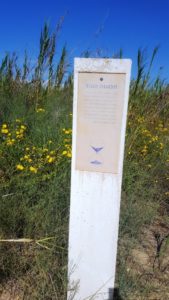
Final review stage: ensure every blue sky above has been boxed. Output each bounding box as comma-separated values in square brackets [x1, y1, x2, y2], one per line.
[0, 0, 168, 80]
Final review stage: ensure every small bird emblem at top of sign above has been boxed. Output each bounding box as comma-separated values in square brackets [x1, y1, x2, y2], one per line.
[100, 77, 103, 81]
[91, 146, 104, 153]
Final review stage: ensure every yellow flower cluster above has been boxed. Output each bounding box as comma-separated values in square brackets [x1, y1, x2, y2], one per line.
[62, 128, 72, 158]
[46, 155, 55, 163]
[141, 145, 148, 155]
[62, 128, 72, 135]
[127, 114, 169, 164]
[137, 116, 145, 124]
[6, 139, 15, 146]
[16, 124, 27, 139]
[1, 124, 9, 134]
[16, 164, 37, 173]
[1, 120, 27, 145]
[20, 154, 32, 163]
[155, 122, 168, 133]
[16, 143, 58, 174]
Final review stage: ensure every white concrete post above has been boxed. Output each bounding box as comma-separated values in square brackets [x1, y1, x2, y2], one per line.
[68, 58, 132, 300]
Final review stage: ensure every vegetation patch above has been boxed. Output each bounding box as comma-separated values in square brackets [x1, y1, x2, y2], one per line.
[0, 23, 169, 299]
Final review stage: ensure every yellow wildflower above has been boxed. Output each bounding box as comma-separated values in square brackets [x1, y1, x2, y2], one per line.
[48, 157, 55, 163]
[29, 166, 38, 173]
[62, 150, 67, 155]
[24, 155, 30, 160]
[151, 136, 158, 142]
[1, 128, 9, 134]
[2, 124, 7, 128]
[16, 164, 24, 171]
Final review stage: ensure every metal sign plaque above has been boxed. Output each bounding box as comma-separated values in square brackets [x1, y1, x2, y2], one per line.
[76, 72, 126, 173]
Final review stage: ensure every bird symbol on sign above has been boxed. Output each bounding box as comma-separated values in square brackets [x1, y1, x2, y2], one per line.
[90, 160, 102, 165]
[91, 146, 104, 153]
